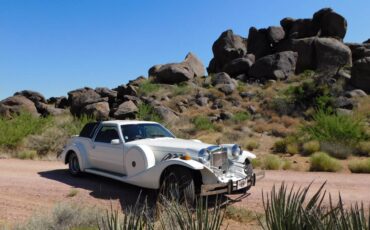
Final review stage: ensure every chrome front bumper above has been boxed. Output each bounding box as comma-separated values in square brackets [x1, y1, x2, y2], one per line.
[200, 170, 265, 196]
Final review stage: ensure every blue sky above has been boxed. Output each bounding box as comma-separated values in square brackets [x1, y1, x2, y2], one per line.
[1, 0, 369, 100]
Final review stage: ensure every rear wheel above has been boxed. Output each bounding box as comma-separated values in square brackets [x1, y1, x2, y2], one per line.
[160, 167, 195, 205]
[68, 152, 81, 176]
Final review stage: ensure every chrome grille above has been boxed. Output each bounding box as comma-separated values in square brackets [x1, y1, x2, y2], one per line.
[210, 150, 228, 172]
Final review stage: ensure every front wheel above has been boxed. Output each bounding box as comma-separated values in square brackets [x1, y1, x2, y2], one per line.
[159, 167, 195, 205]
[68, 152, 81, 176]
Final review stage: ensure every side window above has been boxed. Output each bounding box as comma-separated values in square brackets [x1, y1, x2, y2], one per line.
[95, 126, 120, 143]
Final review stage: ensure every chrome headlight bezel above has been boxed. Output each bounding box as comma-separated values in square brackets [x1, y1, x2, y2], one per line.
[198, 148, 210, 163]
[231, 144, 242, 157]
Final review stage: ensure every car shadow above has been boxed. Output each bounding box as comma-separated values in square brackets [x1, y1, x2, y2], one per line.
[38, 169, 158, 211]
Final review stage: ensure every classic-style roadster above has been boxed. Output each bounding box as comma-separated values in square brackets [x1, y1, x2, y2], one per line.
[60, 120, 258, 202]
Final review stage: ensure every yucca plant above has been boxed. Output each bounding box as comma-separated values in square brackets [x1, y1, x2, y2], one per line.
[158, 196, 225, 230]
[261, 182, 370, 230]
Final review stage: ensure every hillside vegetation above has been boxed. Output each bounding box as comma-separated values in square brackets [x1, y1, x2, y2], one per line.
[0, 7, 369, 174]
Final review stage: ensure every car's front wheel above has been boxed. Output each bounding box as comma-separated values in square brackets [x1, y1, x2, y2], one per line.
[160, 167, 195, 205]
[68, 152, 81, 176]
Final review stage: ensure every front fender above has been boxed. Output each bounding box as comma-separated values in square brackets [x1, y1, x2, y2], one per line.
[125, 158, 204, 189]
[236, 150, 256, 164]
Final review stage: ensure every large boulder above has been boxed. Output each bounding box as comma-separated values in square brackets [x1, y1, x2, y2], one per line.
[81, 101, 110, 120]
[113, 100, 138, 119]
[267, 26, 285, 44]
[211, 72, 237, 95]
[280, 18, 318, 39]
[222, 57, 253, 78]
[14, 90, 46, 104]
[95, 87, 117, 104]
[208, 30, 247, 73]
[249, 51, 298, 80]
[312, 8, 347, 40]
[351, 57, 370, 92]
[247, 27, 271, 60]
[34, 102, 65, 116]
[153, 105, 179, 124]
[67, 87, 106, 117]
[315, 37, 352, 72]
[277, 37, 316, 73]
[346, 43, 370, 62]
[150, 52, 205, 84]
[0, 95, 39, 118]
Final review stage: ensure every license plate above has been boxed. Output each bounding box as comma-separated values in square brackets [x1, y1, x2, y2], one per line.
[237, 178, 248, 190]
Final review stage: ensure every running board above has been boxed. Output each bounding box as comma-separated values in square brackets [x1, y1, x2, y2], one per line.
[85, 168, 127, 182]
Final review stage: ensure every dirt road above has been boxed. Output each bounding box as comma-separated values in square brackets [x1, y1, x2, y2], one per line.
[1, 159, 370, 225]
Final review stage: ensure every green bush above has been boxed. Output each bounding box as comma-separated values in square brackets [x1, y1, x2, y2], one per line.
[232, 111, 250, 123]
[302, 110, 366, 145]
[251, 158, 262, 168]
[356, 141, 370, 156]
[309, 152, 342, 172]
[0, 113, 52, 149]
[192, 116, 214, 131]
[302, 140, 320, 155]
[137, 104, 162, 123]
[244, 140, 259, 151]
[261, 182, 370, 230]
[262, 155, 282, 170]
[282, 160, 292, 170]
[286, 143, 299, 155]
[137, 79, 160, 96]
[348, 159, 370, 174]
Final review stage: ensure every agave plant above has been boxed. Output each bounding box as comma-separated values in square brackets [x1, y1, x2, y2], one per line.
[261, 182, 370, 230]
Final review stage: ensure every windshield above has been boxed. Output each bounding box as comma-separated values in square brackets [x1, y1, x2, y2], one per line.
[121, 123, 175, 142]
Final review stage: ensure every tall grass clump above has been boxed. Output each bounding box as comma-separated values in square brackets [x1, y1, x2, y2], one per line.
[0, 113, 52, 149]
[137, 104, 162, 123]
[16, 203, 101, 230]
[262, 154, 282, 170]
[192, 116, 214, 131]
[309, 152, 342, 172]
[348, 158, 370, 174]
[302, 110, 367, 158]
[261, 182, 370, 230]
[172, 83, 191, 96]
[137, 79, 160, 96]
[232, 111, 250, 123]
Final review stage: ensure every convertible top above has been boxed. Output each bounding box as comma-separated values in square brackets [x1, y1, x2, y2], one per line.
[79, 122, 101, 138]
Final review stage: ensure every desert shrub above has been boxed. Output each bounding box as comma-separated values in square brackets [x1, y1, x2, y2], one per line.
[320, 141, 353, 159]
[251, 158, 262, 168]
[137, 79, 160, 96]
[309, 152, 342, 172]
[244, 140, 259, 151]
[261, 182, 370, 230]
[24, 114, 95, 156]
[282, 160, 292, 170]
[269, 98, 295, 116]
[172, 83, 191, 96]
[0, 113, 52, 149]
[302, 140, 320, 155]
[16, 150, 37, 160]
[348, 159, 370, 174]
[356, 141, 370, 156]
[286, 143, 299, 155]
[16, 203, 101, 230]
[137, 104, 162, 123]
[302, 110, 366, 145]
[192, 116, 214, 131]
[225, 206, 260, 223]
[273, 140, 287, 153]
[262, 154, 282, 170]
[232, 111, 250, 123]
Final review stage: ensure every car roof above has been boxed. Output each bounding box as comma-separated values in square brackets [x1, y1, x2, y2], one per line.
[100, 120, 159, 126]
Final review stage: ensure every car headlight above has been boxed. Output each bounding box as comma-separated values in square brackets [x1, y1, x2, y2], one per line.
[198, 148, 210, 163]
[231, 144, 242, 157]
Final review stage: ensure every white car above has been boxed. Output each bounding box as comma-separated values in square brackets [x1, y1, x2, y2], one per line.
[59, 120, 258, 202]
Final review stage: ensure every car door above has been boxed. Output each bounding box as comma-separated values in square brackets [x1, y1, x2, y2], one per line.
[90, 125, 125, 174]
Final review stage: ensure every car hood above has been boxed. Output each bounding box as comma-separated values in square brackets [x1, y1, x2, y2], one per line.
[128, 137, 213, 154]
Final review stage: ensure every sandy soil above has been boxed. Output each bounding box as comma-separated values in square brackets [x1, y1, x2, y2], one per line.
[0, 159, 370, 228]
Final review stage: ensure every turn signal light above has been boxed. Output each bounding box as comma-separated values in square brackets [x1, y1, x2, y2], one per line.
[181, 154, 192, 160]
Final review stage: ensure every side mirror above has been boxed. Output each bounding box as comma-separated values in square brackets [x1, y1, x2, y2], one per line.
[111, 139, 121, 145]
